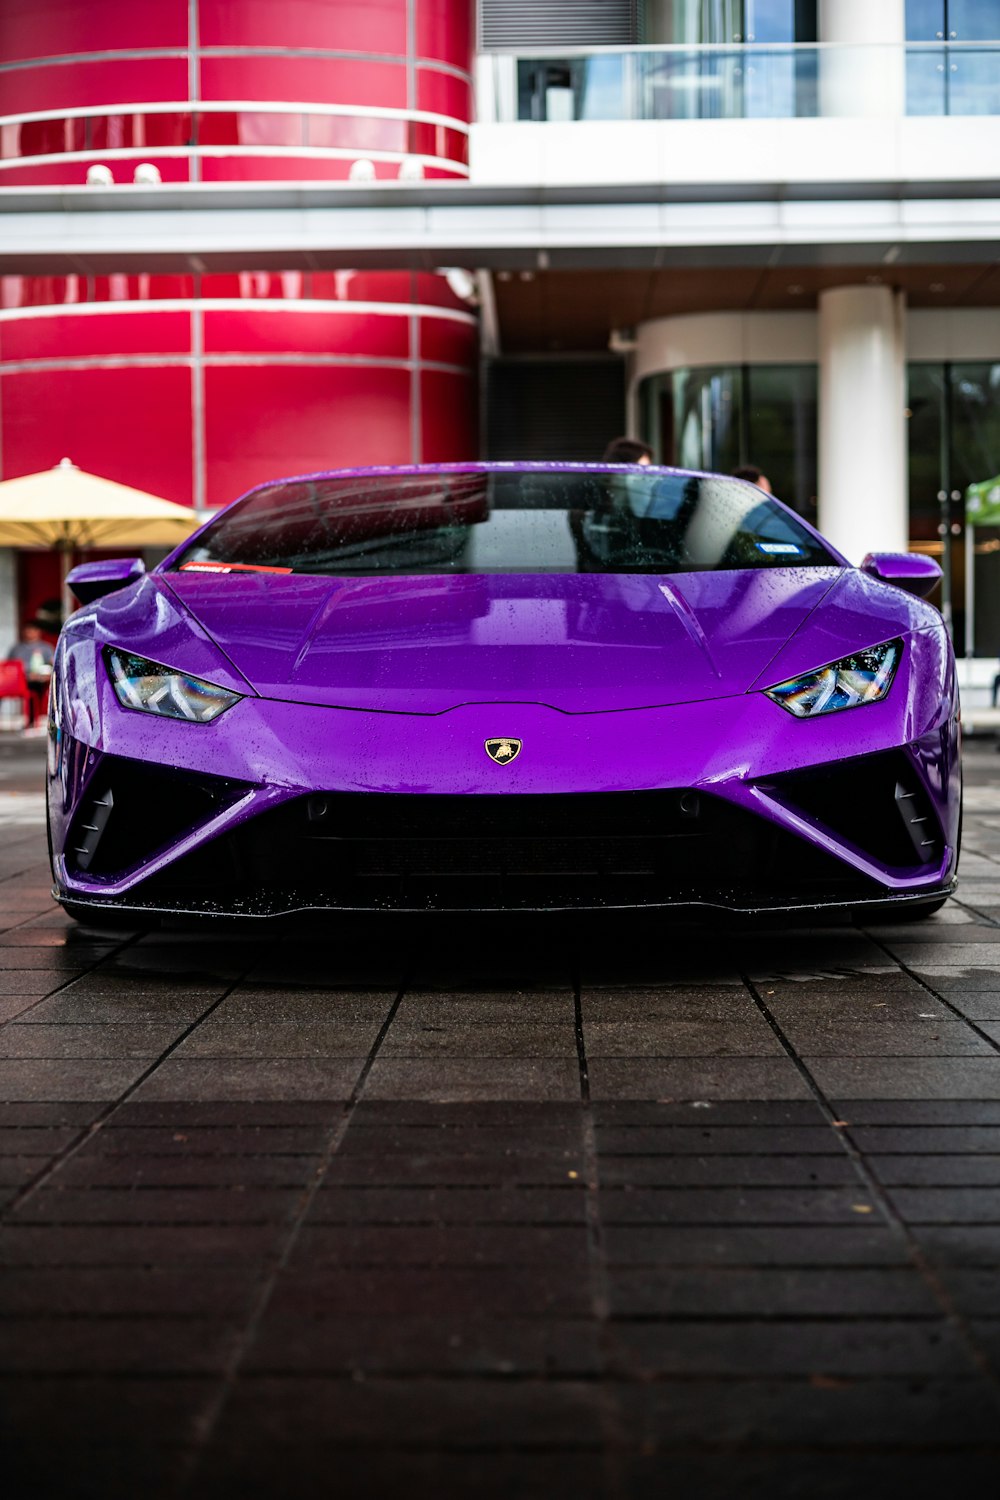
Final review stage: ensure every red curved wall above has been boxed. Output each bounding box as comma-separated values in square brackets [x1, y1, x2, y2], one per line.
[0, 0, 479, 618]
[0, 0, 473, 185]
[0, 271, 479, 505]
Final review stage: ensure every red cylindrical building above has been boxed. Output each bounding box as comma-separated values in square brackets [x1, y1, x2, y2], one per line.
[0, 1, 473, 186]
[0, 2, 478, 617]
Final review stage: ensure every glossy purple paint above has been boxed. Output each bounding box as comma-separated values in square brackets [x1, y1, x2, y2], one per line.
[49, 463, 961, 917]
[160, 568, 846, 714]
[66, 557, 147, 604]
[860, 551, 943, 599]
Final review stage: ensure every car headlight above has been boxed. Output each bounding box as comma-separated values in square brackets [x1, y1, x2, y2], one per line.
[105, 648, 241, 723]
[765, 639, 901, 718]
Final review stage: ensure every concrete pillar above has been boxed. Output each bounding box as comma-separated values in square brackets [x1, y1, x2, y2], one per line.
[818, 0, 906, 116]
[818, 286, 908, 563]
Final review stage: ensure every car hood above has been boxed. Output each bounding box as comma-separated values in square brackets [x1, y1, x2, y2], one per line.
[163, 567, 843, 714]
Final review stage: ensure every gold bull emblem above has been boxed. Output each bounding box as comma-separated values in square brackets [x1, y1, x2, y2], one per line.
[485, 738, 522, 765]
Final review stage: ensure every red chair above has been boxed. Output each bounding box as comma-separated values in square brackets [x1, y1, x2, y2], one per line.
[0, 660, 35, 728]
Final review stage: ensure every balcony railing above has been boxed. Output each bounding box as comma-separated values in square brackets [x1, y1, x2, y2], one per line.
[0, 100, 470, 175]
[483, 43, 1000, 122]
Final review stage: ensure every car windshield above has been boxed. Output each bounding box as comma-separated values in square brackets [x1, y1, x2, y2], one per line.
[171, 468, 836, 577]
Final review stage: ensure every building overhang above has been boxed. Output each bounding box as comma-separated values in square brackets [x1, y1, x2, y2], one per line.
[0, 180, 997, 275]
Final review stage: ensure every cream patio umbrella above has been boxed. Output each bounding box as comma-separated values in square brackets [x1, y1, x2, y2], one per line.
[0, 458, 200, 617]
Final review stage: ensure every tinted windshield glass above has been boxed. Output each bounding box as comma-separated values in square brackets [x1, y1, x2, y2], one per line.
[171, 469, 835, 577]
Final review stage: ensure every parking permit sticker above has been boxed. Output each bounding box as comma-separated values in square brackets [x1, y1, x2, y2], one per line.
[756, 542, 802, 556]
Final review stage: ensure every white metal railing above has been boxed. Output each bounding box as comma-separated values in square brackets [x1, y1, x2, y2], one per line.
[0, 99, 470, 178]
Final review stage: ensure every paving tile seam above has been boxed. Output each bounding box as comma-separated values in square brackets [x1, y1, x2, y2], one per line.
[126, 1438, 1000, 1454]
[571, 963, 632, 1493]
[0, 975, 249, 1221]
[0, 926, 148, 1024]
[178, 973, 411, 1489]
[604, 1312, 955, 1325]
[13, 1218, 902, 1230]
[862, 931, 1000, 1056]
[942, 897, 1000, 929]
[743, 974, 1000, 1398]
[6, 1312, 957, 1328]
[4, 1367, 992, 1387]
[18, 1180, 899, 1192]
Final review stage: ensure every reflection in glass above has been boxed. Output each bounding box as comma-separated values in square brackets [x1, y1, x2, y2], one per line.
[172, 470, 835, 578]
[906, 0, 946, 38]
[517, 57, 626, 120]
[639, 364, 818, 519]
[949, 0, 1000, 40]
[745, 0, 817, 44]
[908, 360, 1000, 653]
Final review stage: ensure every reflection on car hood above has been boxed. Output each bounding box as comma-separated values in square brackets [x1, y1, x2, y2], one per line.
[163, 568, 843, 714]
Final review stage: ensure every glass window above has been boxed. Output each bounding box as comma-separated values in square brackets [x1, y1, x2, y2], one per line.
[946, 47, 1000, 112]
[643, 1, 815, 43]
[906, 0, 946, 38]
[639, 364, 817, 518]
[642, 1, 741, 44]
[953, 362, 1000, 655]
[676, 367, 743, 473]
[949, 1, 1000, 40]
[744, 366, 818, 521]
[907, 360, 1000, 654]
[951, 364, 1000, 487]
[906, 364, 946, 536]
[172, 469, 835, 578]
[517, 58, 626, 121]
[907, 1, 1000, 40]
[745, 0, 817, 43]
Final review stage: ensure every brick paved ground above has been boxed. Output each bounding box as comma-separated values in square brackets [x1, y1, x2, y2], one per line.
[3, 736, 1000, 1497]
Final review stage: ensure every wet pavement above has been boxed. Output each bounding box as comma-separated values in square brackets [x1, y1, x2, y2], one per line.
[3, 734, 1000, 1497]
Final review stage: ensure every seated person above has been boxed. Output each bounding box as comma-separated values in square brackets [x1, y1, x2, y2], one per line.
[6, 620, 54, 726]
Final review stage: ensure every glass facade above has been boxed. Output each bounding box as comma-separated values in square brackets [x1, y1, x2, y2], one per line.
[641, 1, 817, 44]
[506, 0, 1000, 121]
[512, 44, 1000, 120]
[639, 364, 818, 522]
[638, 359, 1000, 654]
[905, 1, 1000, 114]
[906, 1, 1000, 40]
[908, 362, 1000, 653]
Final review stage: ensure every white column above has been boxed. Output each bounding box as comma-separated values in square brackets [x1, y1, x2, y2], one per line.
[818, 286, 908, 563]
[818, 0, 906, 117]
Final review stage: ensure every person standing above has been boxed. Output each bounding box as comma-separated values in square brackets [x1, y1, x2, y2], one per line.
[603, 437, 653, 465]
[731, 464, 772, 495]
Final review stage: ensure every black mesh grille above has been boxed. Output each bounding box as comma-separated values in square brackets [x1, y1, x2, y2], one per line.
[136, 788, 880, 914]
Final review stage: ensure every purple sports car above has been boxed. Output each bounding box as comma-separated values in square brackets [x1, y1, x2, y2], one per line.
[49, 463, 959, 924]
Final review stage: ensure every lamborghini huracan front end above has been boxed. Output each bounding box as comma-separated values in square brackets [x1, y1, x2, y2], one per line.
[48, 464, 960, 923]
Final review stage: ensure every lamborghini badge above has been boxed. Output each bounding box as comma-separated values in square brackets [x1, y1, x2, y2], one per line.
[485, 738, 522, 764]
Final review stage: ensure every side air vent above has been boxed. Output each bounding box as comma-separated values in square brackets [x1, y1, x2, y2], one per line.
[72, 789, 114, 872]
[762, 750, 944, 871]
[895, 781, 939, 864]
[66, 756, 251, 879]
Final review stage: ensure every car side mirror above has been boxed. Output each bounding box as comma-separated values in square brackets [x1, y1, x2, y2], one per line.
[860, 552, 941, 600]
[67, 557, 146, 603]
